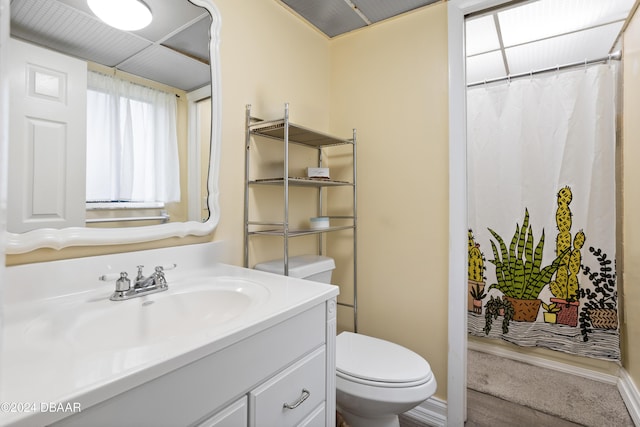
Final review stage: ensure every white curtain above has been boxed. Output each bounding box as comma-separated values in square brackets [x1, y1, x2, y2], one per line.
[86, 71, 180, 203]
[468, 64, 616, 261]
[467, 63, 619, 359]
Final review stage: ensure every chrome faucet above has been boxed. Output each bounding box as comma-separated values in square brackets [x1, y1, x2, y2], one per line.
[135, 265, 167, 289]
[100, 264, 176, 301]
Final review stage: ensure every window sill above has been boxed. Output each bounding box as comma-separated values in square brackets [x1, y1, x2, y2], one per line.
[86, 202, 165, 210]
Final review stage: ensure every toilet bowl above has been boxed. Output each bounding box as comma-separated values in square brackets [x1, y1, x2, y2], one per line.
[254, 256, 436, 427]
[336, 331, 437, 427]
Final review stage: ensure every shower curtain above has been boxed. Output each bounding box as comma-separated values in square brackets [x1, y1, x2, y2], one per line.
[466, 63, 620, 361]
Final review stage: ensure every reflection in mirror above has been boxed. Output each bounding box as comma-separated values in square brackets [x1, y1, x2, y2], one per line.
[5, 0, 222, 253]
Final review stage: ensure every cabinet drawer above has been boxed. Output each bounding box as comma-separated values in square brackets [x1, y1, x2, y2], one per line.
[249, 347, 325, 427]
[197, 397, 247, 427]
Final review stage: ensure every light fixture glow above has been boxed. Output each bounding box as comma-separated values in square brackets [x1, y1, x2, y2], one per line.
[87, 0, 152, 31]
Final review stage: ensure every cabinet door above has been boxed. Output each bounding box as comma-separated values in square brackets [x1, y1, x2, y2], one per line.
[197, 397, 247, 427]
[249, 347, 325, 427]
[298, 403, 325, 427]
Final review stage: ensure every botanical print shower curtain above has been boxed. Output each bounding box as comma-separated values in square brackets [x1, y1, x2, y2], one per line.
[466, 64, 620, 361]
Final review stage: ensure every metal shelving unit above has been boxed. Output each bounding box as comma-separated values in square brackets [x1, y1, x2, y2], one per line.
[244, 103, 358, 332]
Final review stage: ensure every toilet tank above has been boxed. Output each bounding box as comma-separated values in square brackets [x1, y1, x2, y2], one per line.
[254, 255, 335, 283]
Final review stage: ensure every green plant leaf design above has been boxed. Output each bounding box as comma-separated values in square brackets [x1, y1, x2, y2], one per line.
[470, 283, 486, 300]
[487, 209, 569, 300]
[522, 248, 570, 299]
[524, 225, 534, 289]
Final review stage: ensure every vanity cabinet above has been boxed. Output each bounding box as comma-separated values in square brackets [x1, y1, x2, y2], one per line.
[244, 103, 358, 331]
[51, 300, 336, 427]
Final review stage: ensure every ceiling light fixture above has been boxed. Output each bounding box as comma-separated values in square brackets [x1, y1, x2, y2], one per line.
[87, 0, 153, 31]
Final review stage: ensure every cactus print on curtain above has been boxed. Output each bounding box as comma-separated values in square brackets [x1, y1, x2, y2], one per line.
[466, 64, 620, 361]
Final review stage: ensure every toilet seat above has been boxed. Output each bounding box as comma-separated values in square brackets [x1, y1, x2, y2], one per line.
[336, 332, 433, 388]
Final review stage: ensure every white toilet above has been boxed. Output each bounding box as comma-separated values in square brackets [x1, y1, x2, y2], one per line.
[255, 255, 437, 427]
[335, 331, 436, 427]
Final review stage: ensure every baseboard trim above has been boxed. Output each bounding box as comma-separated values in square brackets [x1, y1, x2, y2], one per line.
[402, 396, 447, 427]
[618, 369, 640, 426]
[467, 339, 619, 385]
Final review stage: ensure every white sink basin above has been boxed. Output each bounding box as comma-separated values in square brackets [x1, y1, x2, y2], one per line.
[23, 276, 270, 350]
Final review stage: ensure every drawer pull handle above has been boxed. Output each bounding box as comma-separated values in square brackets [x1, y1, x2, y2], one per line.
[283, 388, 310, 410]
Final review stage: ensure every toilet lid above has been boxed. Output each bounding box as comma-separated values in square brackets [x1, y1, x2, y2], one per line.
[336, 332, 432, 385]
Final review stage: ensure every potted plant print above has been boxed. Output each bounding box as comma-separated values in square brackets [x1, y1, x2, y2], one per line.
[542, 301, 561, 324]
[578, 247, 618, 342]
[483, 295, 515, 334]
[487, 208, 569, 322]
[468, 229, 486, 312]
[469, 282, 487, 315]
[549, 187, 584, 327]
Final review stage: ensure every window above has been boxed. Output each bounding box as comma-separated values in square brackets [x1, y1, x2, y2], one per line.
[86, 71, 180, 203]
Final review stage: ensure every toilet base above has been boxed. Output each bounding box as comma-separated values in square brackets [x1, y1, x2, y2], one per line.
[338, 408, 400, 427]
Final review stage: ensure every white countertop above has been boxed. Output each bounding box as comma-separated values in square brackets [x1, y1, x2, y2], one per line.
[1, 244, 338, 427]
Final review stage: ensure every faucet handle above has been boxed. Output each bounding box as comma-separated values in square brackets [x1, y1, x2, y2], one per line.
[99, 271, 131, 298]
[152, 264, 176, 286]
[157, 263, 177, 271]
[136, 265, 145, 279]
[99, 272, 123, 282]
[99, 271, 130, 287]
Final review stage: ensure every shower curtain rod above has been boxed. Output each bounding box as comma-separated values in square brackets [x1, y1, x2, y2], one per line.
[467, 51, 621, 88]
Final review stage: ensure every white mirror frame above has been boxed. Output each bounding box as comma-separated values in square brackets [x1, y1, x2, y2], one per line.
[5, 0, 222, 254]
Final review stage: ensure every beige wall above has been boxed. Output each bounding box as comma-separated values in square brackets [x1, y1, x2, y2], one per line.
[211, 0, 331, 264]
[622, 4, 640, 387]
[328, 3, 450, 400]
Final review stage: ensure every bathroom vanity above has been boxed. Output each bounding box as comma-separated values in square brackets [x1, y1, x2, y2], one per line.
[1, 242, 338, 427]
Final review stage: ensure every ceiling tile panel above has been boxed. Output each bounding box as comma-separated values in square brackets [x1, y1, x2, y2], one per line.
[280, 0, 366, 37]
[351, 0, 438, 24]
[56, 0, 209, 42]
[498, 0, 634, 47]
[118, 45, 211, 92]
[11, 0, 150, 67]
[505, 22, 624, 75]
[466, 51, 506, 84]
[10, 0, 212, 90]
[466, 0, 633, 85]
[162, 15, 211, 63]
[466, 15, 500, 56]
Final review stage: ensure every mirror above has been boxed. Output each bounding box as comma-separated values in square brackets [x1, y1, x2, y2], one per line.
[5, 0, 221, 254]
